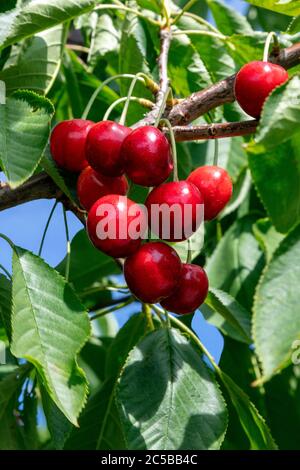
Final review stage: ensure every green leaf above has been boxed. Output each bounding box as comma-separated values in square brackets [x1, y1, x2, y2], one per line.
[11, 247, 90, 425]
[105, 313, 152, 378]
[0, 0, 96, 50]
[253, 224, 300, 379]
[248, 133, 300, 233]
[191, 34, 235, 82]
[66, 313, 152, 450]
[168, 33, 212, 96]
[0, 274, 12, 341]
[117, 328, 228, 450]
[207, 0, 253, 36]
[40, 383, 73, 450]
[244, 0, 300, 16]
[65, 378, 126, 450]
[247, 76, 300, 154]
[218, 369, 277, 449]
[202, 288, 252, 344]
[88, 13, 120, 68]
[56, 229, 120, 294]
[41, 146, 74, 203]
[0, 25, 66, 95]
[206, 215, 265, 310]
[0, 365, 29, 450]
[264, 365, 300, 450]
[253, 218, 285, 263]
[20, 390, 39, 450]
[0, 91, 54, 187]
[119, 9, 152, 124]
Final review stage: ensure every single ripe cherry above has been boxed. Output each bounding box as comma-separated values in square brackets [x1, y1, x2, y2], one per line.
[187, 165, 232, 221]
[121, 126, 173, 187]
[145, 181, 204, 242]
[85, 120, 131, 177]
[161, 264, 209, 315]
[87, 195, 147, 258]
[50, 119, 94, 172]
[234, 61, 288, 118]
[124, 242, 182, 303]
[77, 166, 128, 211]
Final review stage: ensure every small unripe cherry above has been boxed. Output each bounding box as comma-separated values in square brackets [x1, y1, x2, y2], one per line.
[145, 181, 203, 242]
[124, 242, 182, 304]
[85, 120, 131, 177]
[234, 61, 288, 118]
[187, 165, 232, 220]
[77, 166, 128, 211]
[161, 264, 209, 315]
[122, 126, 173, 187]
[87, 195, 147, 258]
[50, 119, 94, 172]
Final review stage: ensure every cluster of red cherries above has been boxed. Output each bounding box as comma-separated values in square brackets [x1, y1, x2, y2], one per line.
[50, 58, 288, 315]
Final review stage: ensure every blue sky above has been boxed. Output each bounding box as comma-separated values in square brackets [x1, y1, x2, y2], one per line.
[0, 0, 248, 363]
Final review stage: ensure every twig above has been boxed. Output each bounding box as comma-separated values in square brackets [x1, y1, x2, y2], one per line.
[137, 27, 172, 126]
[172, 120, 258, 141]
[167, 42, 300, 126]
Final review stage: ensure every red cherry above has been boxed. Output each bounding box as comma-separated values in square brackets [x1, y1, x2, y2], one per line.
[234, 61, 288, 118]
[50, 119, 94, 172]
[77, 166, 128, 211]
[161, 264, 209, 314]
[187, 165, 232, 221]
[85, 120, 131, 177]
[122, 126, 173, 186]
[87, 195, 147, 258]
[145, 181, 204, 242]
[124, 242, 182, 303]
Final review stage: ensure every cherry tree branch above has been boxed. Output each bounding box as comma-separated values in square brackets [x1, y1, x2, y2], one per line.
[172, 119, 258, 141]
[1, 42, 300, 216]
[136, 27, 172, 126]
[167, 43, 300, 125]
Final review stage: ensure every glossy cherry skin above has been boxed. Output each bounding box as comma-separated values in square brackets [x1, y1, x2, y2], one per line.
[77, 166, 128, 211]
[124, 242, 182, 303]
[234, 61, 288, 118]
[145, 181, 204, 242]
[187, 165, 232, 221]
[122, 126, 173, 187]
[161, 264, 209, 314]
[87, 195, 147, 258]
[85, 120, 131, 177]
[50, 119, 94, 172]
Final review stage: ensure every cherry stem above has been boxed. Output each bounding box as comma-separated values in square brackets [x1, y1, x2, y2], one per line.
[263, 32, 279, 62]
[213, 138, 219, 166]
[94, 4, 160, 26]
[119, 73, 148, 126]
[62, 205, 71, 282]
[0, 233, 16, 252]
[38, 200, 58, 257]
[172, 0, 198, 25]
[153, 304, 220, 372]
[176, 11, 221, 35]
[186, 238, 192, 264]
[160, 118, 178, 182]
[143, 303, 155, 331]
[0, 264, 12, 280]
[103, 96, 154, 121]
[81, 74, 145, 120]
[172, 30, 226, 41]
[90, 297, 133, 320]
[154, 86, 171, 127]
